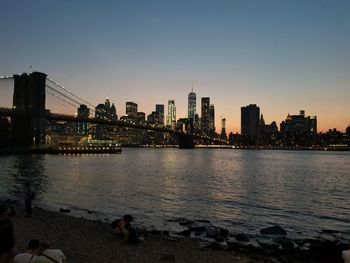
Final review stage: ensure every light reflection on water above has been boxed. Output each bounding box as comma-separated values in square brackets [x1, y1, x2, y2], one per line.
[0, 149, 349, 239]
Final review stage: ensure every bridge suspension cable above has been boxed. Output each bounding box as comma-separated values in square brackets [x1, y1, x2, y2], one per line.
[193, 121, 211, 139]
[46, 84, 84, 107]
[46, 83, 95, 114]
[46, 89, 78, 108]
[46, 78, 96, 109]
[193, 121, 227, 144]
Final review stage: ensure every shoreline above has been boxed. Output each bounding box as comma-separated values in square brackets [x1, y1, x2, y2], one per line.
[6, 203, 348, 262]
[10, 205, 265, 263]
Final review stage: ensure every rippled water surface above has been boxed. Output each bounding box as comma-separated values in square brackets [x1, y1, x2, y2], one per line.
[0, 149, 349, 239]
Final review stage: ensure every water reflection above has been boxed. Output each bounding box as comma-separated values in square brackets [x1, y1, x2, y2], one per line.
[0, 149, 349, 239]
[1, 155, 48, 201]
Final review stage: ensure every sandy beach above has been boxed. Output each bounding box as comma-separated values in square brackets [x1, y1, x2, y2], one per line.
[10, 205, 265, 263]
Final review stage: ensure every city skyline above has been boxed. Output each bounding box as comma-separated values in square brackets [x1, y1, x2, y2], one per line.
[0, 0, 349, 133]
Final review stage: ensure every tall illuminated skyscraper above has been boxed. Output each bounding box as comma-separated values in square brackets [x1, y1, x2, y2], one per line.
[188, 90, 196, 120]
[167, 100, 176, 130]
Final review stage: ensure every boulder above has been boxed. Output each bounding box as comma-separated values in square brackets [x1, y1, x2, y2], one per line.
[260, 225, 287, 235]
[236, 233, 250, 242]
[205, 226, 220, 238]
[59, 208, 71, 213]
[219, 228, 229, 237]
[180, 229, 191, 237]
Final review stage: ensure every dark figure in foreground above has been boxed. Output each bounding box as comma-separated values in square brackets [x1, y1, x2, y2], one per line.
[14, 239, 40, 263]
[33, 241, 67, 263]
[0, 205, 15, 263]
[112, 215, 139, 244]
[24, 183, 35, 217]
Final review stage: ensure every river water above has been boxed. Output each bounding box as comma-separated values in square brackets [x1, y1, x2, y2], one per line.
[0, 149, 349, 239]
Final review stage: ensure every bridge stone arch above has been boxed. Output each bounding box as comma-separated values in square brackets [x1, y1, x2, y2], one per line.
[12, 72, 47, 146]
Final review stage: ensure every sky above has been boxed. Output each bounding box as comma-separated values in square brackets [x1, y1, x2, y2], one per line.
[0, 0, 349, 133]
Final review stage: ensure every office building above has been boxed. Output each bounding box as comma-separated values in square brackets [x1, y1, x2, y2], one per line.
[241, 104, 260, 141]
[167, 100, 176, 130]
[126, 102, 138, 118]
[77, 104, 90, 135]
[155, 104, 164, 125]
[280, 110, 317, 146]
[209, 104, 215, 135]
[201, 97, 210, 134]
[220, 118, 227, 140]
[188, 90, 196, 120]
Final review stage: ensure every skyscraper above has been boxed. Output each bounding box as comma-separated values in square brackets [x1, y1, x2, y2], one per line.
[167, 100, 176, 130]
[201, 97, 210, 134]
[209, 104, 215, 135]
[77, 104, 90, 135]
[110, 103, 117, 120]
[105, 97, 111, 111]
[241, 104, 260, 141]
[126, 102, 138, 118]
[155, 104, 164, 125]
[188, 90, 196, 120]
[220, 117, 227, 140]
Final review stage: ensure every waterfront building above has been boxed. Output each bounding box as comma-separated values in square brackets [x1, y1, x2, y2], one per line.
[280, 110, 317, 146]
[241, 104, 260, 144]
[201, 97, 210, 135]
[155, 104, 164, 125]
[167, 100, 176, 130]
[126, 102, 138, 118]
[77, 104, 90, 135]
[259, 114, 279, 146]
[188, 90, 196, 120]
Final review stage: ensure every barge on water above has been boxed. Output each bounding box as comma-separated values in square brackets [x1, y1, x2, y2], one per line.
[56, 139, 122, 154]
[0, 139, 122, 155]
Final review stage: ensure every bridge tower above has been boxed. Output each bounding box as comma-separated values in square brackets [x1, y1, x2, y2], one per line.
[178, 118, 195, 149]
[12, 72, 47, 146]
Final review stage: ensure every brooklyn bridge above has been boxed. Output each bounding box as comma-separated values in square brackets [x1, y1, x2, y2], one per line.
[0, 72, 226, 150]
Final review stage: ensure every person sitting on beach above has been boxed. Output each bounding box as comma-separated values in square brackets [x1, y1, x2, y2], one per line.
[14, 239, 40, 263]
[32, 242, 67, 263]
[0, 205, 15, 263]
[112, 215, 138, 244]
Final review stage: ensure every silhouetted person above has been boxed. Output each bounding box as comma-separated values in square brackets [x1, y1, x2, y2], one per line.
[113, 215, 138, 244]
[0, 205, 15, 263]
[24, 183, 35, 217]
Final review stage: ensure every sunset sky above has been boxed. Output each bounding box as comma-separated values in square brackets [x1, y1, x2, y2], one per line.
[0, 0, 349, 133]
